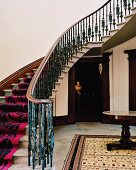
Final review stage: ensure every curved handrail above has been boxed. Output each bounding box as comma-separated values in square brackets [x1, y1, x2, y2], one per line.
[27, 0, 136, 104]
[26, 0, 111, 104]
[26, 0, 136, 168]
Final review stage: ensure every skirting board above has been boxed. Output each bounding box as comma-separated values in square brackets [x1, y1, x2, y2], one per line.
[53, 115, 68, 126]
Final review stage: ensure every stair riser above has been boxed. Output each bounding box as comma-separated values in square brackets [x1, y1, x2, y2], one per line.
[26, 73, 34, 78]
[20, 141, 28, 148]
[54, 83, 60, 90]
[4, 90, 12, 96]
[80, 48, 90, 53]
[109, 30, 118, 36]
[132, 7, 136, 14]
[76, 52, 85, 57]
[101, 36, 111, 42]
[124, 15, 133, 22]
[71, 57, 79, 63]
[52, 90, 57, 96]
[19, 79, 25, 84]
[11, 84, 19, 90]
[67, 62, 75, 68]
[117, 23, 125, 29]
[64, 66, 70, 72]
[0, 98, 5, 104]
[13, 156, 28, 164]
[87, 43, 103, 48]
[25, 126, 28, 135]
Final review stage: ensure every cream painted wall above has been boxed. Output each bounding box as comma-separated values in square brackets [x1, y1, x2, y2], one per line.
[0, 0, 107, 81]
[55, 73, 68, 116]
[109, 36, 136, 114]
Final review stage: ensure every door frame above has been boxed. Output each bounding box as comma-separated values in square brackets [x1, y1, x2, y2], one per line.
[68, 56, 110, 123]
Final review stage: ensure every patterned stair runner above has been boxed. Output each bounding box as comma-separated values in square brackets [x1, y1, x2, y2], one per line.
[0, 75, 33, 170]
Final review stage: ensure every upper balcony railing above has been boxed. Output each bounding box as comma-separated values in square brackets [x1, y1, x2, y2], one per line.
[26, 0, 136, 169]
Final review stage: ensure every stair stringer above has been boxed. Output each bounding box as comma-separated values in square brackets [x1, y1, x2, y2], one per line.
[51, 42, 104, 117]
[51, 9, 136, 117]
[102, 8, 136, 53]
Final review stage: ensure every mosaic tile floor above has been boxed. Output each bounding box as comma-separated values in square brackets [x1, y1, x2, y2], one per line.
[81, 137, 136, 170]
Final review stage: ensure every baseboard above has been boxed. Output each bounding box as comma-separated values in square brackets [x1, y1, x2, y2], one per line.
[53, 115, 69, 126]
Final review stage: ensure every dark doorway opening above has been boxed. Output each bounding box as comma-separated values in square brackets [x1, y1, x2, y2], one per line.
[75, 60, 102, 121]
[68, 57, 105, 123]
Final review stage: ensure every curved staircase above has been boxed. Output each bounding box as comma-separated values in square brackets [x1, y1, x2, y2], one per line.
[1, 0, 136, 170]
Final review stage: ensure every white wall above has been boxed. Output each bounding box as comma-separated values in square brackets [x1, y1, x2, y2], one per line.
[55, 73, 68, 116]
[109, 36, 136, 114]
[0, 0, 107, 81]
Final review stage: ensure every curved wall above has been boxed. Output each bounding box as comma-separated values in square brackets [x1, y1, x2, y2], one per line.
[0, 0, 107, 81]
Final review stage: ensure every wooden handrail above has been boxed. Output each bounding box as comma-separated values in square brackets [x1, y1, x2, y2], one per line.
[0, 57, 43, 95]
[26, 0, 112, 104]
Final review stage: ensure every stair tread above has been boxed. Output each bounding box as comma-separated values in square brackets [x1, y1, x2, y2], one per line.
[4, 89, 12, 91]
[11, 83, 18, 85]
[101, 35, 111, 38]
[124, 14, 133, 18]
[13, 148, 28, 156]
[20, 135, 28, 141]
[88, 41, 103, 44]
[82, 46, 91, 49]
[69, 60, 75, 63]
[0, 96, 5, 98]
[9, 164, 32, 170]
[116, 21, 126, 26]
[77, 50, 86, 53]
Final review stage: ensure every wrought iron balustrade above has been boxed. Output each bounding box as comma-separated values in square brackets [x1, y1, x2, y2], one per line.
[26, 0, 136, 169]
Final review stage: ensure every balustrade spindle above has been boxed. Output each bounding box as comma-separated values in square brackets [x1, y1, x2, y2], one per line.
[77, 22, 80, 50]
[113, 0, 116, 29]
[38, 104, 42, 166]
[61, 37, 64, 69]
[41, 104, 46, 169]
[85, 17, 88, 43]
[109, 1, 112, 30]
[65, 33, 68, 65]
[128, 0, 131, 14]
[123, 0, 128, 16]
[98, 10, 101, 41]
[28, 101, 32, 166]
[72, 26, 76, 54]
[64, 35, 67, 68]
[116, 0, 120, 23]
[132, 0, 134, 8]
[70, 29, 73, 59]
[66, 32, 69, 64]
[80, 21, 83, 49]
[88, 16, 91, 41]
[32, 103, 37, 169]
[92, 14, 94, 41]
[68, 30, 71, 60]
[74, 25, 78, 53]
[82, 20, 85, 44]
[95, 12, 98, 41]
[120, 0, 123, 22]
[102, 7, 105, 36]
[105, 4, 109, 35]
